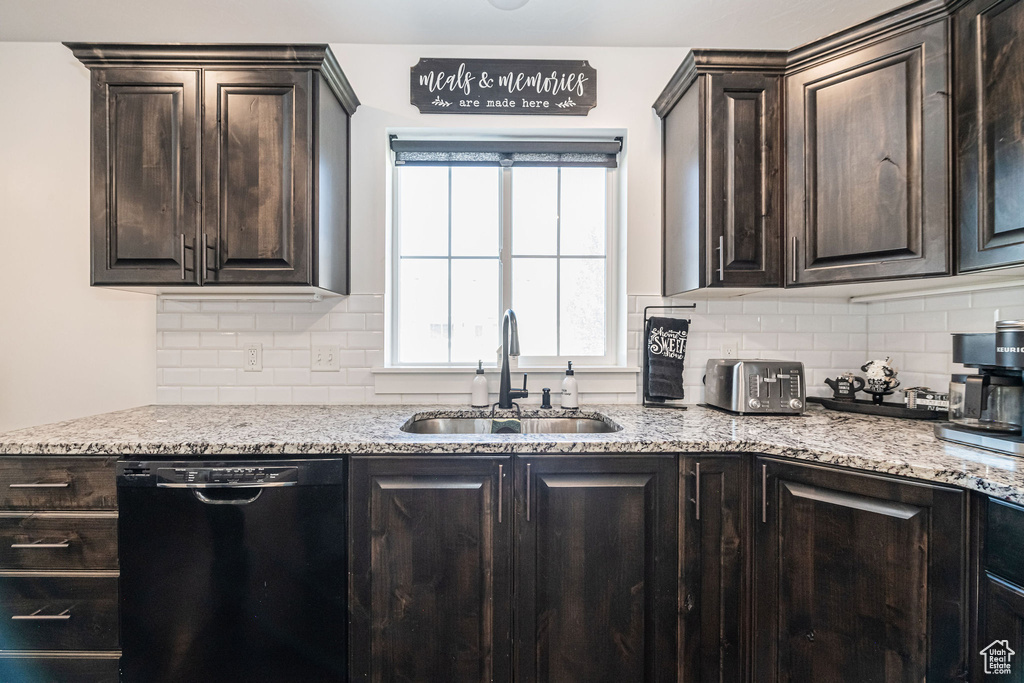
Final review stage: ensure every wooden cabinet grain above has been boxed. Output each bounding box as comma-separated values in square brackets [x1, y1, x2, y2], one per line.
[678, 455, 748, 682]
[955, 0, 1024, 272]
[785, 21, 951, 285]
[656, 58, 784, 294]
[0, 456, 120, 679]
[348, 456, 513, 682]
[67, 44, 358, 294]
[753, 457, 967, 682]
[515, 456, 677, 683]
[974, 497, 1024, 682]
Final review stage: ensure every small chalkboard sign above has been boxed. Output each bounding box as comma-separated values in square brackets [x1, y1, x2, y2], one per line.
[410, 58, 597, 116]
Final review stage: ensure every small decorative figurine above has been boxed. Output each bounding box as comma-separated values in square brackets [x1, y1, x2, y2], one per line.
[824, 373, 866, 401]
[860, 357, 900, 404]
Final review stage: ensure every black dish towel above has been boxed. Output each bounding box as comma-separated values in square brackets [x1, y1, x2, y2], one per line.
[645, 316, 689, 400]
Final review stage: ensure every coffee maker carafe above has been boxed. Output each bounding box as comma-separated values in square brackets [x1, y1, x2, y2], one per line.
[935, 321, 1024, 456]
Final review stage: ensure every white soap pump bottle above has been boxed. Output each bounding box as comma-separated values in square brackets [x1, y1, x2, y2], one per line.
[561, 361, 579, 409]
[471, 360, 489, 408]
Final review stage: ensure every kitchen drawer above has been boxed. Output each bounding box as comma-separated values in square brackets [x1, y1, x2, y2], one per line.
[0, 457, 117, 510]
[0, 654, 119, 682]
[0, 576, 119, 651]
[986, 498, 1024, 587]
[0, 514, 118, 571]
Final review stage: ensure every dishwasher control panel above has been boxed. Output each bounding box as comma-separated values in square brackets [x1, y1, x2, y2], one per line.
[115, 460, 338, 488]
[154, 466, 299, 487]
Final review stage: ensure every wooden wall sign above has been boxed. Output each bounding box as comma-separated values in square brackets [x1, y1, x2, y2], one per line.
[410, 58, 597, 116]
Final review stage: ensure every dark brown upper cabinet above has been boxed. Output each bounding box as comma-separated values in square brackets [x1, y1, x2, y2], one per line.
[655, 55, 785, 295]
[66, 44, 359, 294]
[786, 21, 951, 285]
[753, 457, 967, 682]
[955, 0, 1024, 273]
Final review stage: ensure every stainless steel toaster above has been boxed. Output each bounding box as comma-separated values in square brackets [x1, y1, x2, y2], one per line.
[703, 359, 806, 414]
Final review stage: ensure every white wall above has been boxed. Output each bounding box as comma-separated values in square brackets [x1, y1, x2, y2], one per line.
[331, 43, 686, 297]
[0, 43, 156, 431]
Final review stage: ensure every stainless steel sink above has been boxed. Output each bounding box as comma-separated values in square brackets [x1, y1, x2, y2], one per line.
[401, 415, 621, 434]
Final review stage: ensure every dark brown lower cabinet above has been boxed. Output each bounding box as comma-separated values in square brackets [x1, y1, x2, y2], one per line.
[515, 456, 678, 683]
[974, 496, 1024, 682]
[679, 455, 748, 682]
[753, 457, 967, 682]
[348, 456, 512, 682]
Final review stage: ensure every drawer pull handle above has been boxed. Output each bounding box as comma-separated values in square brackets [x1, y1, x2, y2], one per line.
[12, 608, 71, 621]
[11, 539, 71, 549]
[9, 482, 70, 489]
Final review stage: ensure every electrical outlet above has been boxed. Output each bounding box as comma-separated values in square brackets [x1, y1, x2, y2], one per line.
[721, 342, 739, 358]
[312, 344, 341, 372]
[244, 343, 262, 372]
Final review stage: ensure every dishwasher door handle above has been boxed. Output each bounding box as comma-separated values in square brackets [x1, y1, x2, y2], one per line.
[193, 489, 263, 505]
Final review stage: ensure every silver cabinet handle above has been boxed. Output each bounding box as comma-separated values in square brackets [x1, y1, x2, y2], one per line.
[715, 236, 724, 281]
[497, 464, 503, 524]
[203, 233, 217, 278]
[9, 482, 70, 489]
[762, 463, 768, 523]
[12, 609, 71, 621]
[695, 462, 701, 521]
[526, 462, 532, 522]
[791, 237, 798, 284]
[11, 540, 70, 549]
[180, 233, 195, 281]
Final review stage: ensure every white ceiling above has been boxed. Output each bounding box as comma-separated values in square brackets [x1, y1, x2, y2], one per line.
[1, 0, 904, 49]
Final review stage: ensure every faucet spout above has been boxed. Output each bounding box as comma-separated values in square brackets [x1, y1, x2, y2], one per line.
[499, 309, 528, 409]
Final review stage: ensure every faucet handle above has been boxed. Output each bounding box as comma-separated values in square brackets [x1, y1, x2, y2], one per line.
[522, 373, 528, 391]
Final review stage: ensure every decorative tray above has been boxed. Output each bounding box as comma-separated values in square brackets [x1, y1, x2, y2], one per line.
[808, 396, 946, 420]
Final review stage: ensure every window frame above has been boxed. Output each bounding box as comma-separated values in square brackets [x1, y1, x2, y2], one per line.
[389, 157, 621, 369]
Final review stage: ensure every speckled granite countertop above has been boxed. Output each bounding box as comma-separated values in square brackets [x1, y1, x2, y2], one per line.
[0, 403, 1021, 504]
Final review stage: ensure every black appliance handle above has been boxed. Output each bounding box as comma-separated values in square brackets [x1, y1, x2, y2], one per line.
[193, 489, 263, 505]
[156, 481, 298, 489]
[963, 374, 989, 419]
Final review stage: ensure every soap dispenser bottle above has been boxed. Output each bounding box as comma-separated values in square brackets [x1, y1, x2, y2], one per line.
[561, 361, 579, 409]
[471, 361, 489, 408]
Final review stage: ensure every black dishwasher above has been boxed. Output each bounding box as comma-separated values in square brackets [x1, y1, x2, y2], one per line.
[116, 459, 346, 683]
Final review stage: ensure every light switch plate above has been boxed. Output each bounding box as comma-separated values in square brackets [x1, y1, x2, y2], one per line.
[312, 344, 341, 372]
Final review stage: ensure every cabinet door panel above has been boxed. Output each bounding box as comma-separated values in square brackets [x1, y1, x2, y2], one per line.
[977, 573, 1024, 681]
[516, 456, 677, 683]
[91, 69, 200, 285]
[956, 0, 1024, 271]
[708, 73, 782, 287]
[679, 456, 748, 682]
[203, 70, 311, 284]
[349, 457, 512, 683]
[754, 458, 966, 682]
[786, 22, 950, 284]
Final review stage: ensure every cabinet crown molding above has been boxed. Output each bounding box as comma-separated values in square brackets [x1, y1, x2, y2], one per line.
[654, 0, 958, 117]
[63, 42, 360, 115]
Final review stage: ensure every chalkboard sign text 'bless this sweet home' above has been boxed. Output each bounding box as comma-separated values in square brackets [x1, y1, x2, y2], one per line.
[410, 58, 597, 116]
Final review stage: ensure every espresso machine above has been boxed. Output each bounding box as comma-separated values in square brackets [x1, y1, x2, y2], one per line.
[934, 320, 1024, 456]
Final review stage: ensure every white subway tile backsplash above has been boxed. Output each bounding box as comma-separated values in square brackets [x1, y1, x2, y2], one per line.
[156, 314, 181, 330]
[181, 387, 218, 403]
[181, 314, 218, 330]
[218, 387, 256, 404]
[330, 313, 366, 331]
[154, 287, 1024, 407]
[200, 332, 236, 348]
[255, 314, 293, 331]
[256, 386, 292, 404]
[181, 350, 219, 367]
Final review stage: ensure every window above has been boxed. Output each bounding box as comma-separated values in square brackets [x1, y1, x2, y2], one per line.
[389, 138, 620, 367]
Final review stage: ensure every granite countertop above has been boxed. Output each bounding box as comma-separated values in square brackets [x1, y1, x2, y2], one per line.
[0, 403, 1020, 504]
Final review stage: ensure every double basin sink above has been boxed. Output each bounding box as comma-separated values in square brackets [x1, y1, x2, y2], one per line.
[401, 414, 621, 435]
